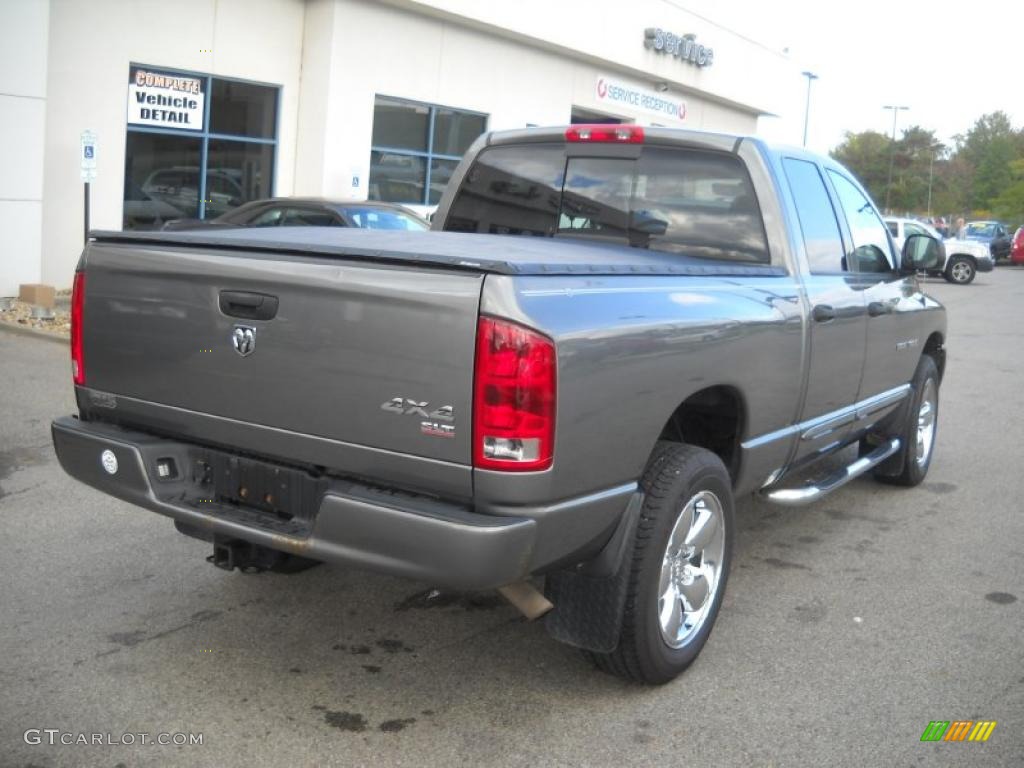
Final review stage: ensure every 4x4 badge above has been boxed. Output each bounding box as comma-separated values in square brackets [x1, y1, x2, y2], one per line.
[380, 397, 454, 421]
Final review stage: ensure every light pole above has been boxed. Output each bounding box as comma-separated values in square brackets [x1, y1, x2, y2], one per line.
[883, 104, 909, 213]
[926, 147, 936, 218]
[801, 71, 818, 147]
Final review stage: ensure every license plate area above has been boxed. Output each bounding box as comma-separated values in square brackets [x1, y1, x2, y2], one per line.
[188, 448, 327, 529]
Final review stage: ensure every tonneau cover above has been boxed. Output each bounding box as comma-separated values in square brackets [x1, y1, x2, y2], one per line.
[89, 228, 785, 277]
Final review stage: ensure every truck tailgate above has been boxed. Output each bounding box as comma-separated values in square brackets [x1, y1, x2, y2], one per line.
[81, 240, 482, 467]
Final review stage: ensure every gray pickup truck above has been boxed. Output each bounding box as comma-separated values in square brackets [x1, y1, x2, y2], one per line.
[53, 125, 946, 684]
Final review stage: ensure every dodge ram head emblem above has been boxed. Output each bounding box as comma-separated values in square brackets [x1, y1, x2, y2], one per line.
[231, 325, 256, 357]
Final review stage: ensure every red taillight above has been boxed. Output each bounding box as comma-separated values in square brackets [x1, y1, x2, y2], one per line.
[473, 317, 556, 472]
[71, 271, 85, 385]
[565, 124, 645, 144]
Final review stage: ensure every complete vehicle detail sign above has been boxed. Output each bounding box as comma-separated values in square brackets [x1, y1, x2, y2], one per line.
[127, 66, 204, 131]
[595, 76, 687, 122]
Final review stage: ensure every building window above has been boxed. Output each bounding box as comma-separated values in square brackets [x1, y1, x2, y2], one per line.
[123, 64, 278, 230]
[369, 96, 486, 206]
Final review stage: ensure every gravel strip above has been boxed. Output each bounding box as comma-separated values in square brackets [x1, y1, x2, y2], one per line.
[0, 300, 71, 338]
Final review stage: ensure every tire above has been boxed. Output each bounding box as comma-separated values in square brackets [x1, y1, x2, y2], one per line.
[944, 256, 975, 284]
[875, 355, 939, 486]
[588, 442, 734, 684]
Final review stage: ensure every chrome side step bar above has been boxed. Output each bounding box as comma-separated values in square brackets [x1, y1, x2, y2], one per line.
[761, 438, 901, 507]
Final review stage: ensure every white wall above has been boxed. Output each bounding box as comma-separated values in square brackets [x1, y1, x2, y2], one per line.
[0, 0, 49, 297]
[303, 0, 765, 200]
[380, 0, 794, 117]
[39, 0, 306, 289]
[293, 0, 337, 196]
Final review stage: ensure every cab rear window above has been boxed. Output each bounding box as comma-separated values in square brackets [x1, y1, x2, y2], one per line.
[444, 143, 770, 264]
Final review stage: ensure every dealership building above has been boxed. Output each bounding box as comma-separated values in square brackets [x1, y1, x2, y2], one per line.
[2, 0, 798, 296]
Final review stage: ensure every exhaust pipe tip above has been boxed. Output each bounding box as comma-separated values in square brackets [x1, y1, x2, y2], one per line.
[498, 581, 554, 621]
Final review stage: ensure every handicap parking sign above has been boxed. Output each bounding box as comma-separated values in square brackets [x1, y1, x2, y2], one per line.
[80, 130, 97, 182]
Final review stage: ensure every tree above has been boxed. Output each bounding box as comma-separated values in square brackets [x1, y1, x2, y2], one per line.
[890, 126, 944, 214]
[951, 112, 1023, 210]
[830, 112, 1024, 221]
[930, 155, 972, 216]
[832, 127, 946, 213]
[990, 159, 1024, 225]
[830, 130, 891, 203]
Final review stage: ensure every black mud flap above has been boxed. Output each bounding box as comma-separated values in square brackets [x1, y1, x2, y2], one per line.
[543, 492, 642, 653]
[864, 388, 914, 478]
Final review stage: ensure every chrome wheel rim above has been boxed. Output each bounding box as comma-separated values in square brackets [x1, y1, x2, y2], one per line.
[657, 490, 726, 649]
[951, 261, 973, 282]
[916, 379, 937, 468]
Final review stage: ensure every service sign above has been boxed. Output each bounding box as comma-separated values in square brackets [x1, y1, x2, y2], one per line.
[127, 66, 204, 131]
[644, 28, 714, 68]
[595, 76, 687, 123]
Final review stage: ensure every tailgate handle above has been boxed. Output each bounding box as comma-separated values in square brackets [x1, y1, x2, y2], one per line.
[219, 291, 279, 321]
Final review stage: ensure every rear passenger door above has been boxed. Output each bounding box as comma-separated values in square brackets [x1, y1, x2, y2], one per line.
[826, 170, 921, 403]
[782, 157, 866, 456]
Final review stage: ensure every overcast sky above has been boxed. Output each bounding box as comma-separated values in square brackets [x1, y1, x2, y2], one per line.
[679, 0, 1020, 153]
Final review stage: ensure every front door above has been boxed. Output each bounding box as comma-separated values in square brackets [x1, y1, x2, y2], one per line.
[825, 170, 921, 402]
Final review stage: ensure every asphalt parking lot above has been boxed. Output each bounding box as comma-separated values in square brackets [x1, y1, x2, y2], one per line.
[1, 268, 1022, 768]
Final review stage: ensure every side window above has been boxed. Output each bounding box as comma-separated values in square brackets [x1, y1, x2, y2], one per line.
[885, 221, 899, 238]
[826, 171, 894, 273]
[782, 158, 846, 273]
[904, 222, 928, 237]
[247, 207, 285, 227]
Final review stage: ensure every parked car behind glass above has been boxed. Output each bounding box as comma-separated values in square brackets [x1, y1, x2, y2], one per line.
[163, 198, 429, 232]
[961, 220, 1012, 262]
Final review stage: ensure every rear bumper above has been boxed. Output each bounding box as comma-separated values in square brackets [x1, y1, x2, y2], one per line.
[52, 416, 632, 590]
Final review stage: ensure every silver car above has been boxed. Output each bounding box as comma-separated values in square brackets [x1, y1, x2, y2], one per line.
[886, 217, 993, 284]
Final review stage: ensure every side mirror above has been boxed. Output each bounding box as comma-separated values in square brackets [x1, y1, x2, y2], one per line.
[631, 210, 669, 236]
[901, 233, 942, 273]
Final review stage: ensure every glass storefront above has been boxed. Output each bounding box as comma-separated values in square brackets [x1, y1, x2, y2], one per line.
[123, 65, 278, 230]
[368, 96, 486, 206]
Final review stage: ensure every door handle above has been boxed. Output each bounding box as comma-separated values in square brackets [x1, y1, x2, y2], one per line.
[812, 304, 836, 323]
[219, 290, 279, 321]
[867, 301, 892, 317]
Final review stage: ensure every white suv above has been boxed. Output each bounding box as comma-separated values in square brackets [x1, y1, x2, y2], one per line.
[885, 217, 993, 284]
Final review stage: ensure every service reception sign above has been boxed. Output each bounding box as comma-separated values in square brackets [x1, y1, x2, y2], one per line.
[127, 66, 205, 131]
[595, 76, 687, 123]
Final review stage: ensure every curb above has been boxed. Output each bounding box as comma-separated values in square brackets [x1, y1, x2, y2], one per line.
[0, 321, 69, 346]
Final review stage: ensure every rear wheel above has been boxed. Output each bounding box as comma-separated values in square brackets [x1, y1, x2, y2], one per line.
[945, 256, 975, 284]
[588, 443, 734, 684]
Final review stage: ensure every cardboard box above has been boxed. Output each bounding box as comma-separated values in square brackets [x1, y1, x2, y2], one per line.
[19, 284, 56, 309]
